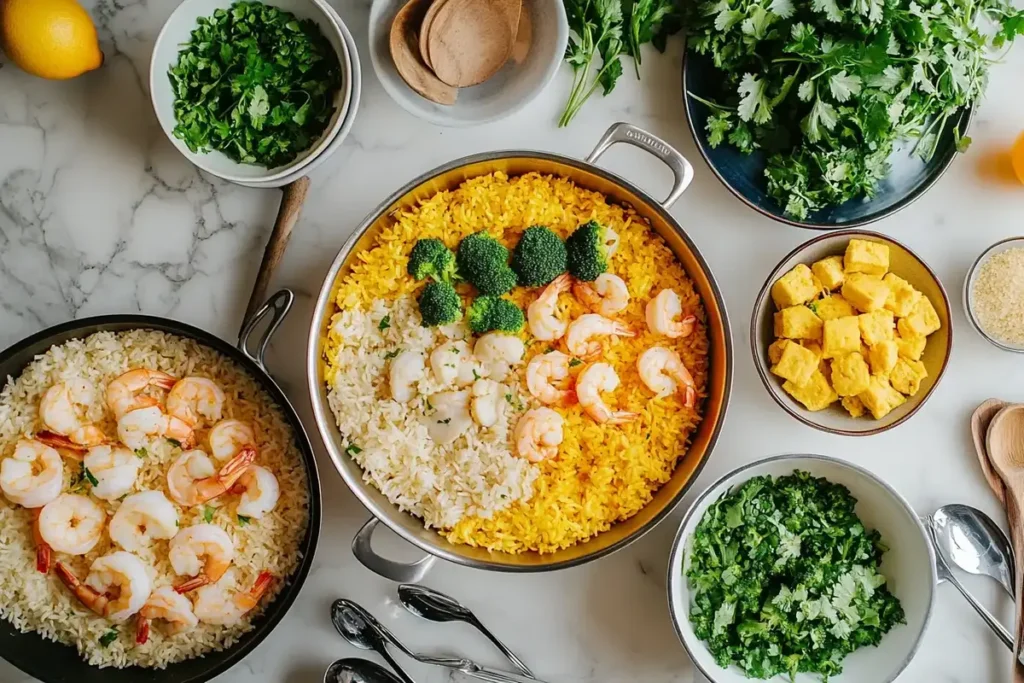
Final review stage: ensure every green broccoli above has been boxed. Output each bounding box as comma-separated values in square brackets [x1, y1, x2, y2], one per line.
[417, 281, 462, 327]
[456, 231, 517, 295]
[565, 220, 612, 282]
[407, 238, 457, 282]
[510, 226, 567, 287]
[466, 296, 524, 334]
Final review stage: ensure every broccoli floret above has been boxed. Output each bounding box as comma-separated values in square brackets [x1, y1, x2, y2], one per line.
[466, 296, 524, 334]
[408, 238, 457, 282]
[510, 225, 567, 287]
[565, 220, 611, 282]
[456, 232, 517, 295]
[418, 281, 462, 327]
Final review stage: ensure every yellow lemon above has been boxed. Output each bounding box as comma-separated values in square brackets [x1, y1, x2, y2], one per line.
[1012, 131, 1024, 185]
[1, 0, 103, 79]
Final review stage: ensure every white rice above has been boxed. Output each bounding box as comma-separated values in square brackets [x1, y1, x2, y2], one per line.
[0, 330, 309, 668]
[326, 295, 536, 529]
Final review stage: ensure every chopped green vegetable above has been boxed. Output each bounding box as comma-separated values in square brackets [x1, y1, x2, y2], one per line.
[83, 467, 99, 487]
[168, 1, 342, 168]
[466, 296, 525, 334]
[203, 506, 216, 523]
[568, 358, 583, 367]
[384, 349, 402, 360]
[417, 281, 463, 327]
[345, 443, 363, 456]
[687, 471, 905, 680]
[408, 239, 459, 283]
[456, 232, 517, 296]
[565, 221, 612, 281]
[378, 315, 391, 331]
[237, 515, 252, 526]
[510, 226, 567, 286]
[166, 438, 181, 448]
[99, 629, 118, 647]
[135, 447, 148, 458]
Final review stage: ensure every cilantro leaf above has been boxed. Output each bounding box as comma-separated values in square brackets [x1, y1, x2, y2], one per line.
[237, 515, 251, 526]
[378, 315, 391, 331]
[203, 505, 216, 523]
[99, 629, 118, 647]
[828, 71, 863, 102]
[737, 74, 773, 123]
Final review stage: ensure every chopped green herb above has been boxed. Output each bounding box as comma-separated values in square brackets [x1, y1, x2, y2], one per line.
[437, 418, 452, 424]
[237, 515, 251, 527]
[472, 369, 481, 380]
[449, 346, 461, 354]
[166, 438, 181, 448]
[135, 447, 148, 458]
[378, 315, 391, 331]
[568, 358, 583, 367]
[99, 629, 118, 647]
[83, 467, 99, 487]
[384, 349, 401, 360]
[345, 443, 363, 457]
[203, 506, 216, 523]
[544, 347, 556, 354]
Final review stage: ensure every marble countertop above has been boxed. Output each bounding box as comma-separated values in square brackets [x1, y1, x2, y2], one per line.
[2, 1, 1024, 681]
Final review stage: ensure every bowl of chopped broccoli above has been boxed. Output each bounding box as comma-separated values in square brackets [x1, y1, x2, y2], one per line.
[668, 454, 935, 683]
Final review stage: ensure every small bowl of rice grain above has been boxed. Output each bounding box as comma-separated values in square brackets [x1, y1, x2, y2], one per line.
[965, 237, 1024, 353]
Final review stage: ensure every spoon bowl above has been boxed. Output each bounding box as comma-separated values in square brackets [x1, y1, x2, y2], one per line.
[931, 504, 1015, 597]
[330, 600, 415, 683]
[325, 658, 404, 683]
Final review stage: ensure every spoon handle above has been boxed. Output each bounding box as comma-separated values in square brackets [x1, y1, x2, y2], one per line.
[1006, 493, 1024, 681]
[376, 645, 416, 683]
[945, 571, 1014, 649]
[469, 616, 535, 678]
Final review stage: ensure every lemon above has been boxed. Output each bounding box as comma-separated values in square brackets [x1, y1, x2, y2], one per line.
[1012, 131, 1024, 185]
[1, 0, 103, 79]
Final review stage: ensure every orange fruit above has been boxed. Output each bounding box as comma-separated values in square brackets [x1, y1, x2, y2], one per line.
[1012, 131, 1024, 185]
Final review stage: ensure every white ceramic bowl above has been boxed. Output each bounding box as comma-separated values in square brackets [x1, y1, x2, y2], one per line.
[963, 236, 1024, 354]
[150, 0, 353, 184]
[668, 454, 935, 683]
[368, 0, 568, 126]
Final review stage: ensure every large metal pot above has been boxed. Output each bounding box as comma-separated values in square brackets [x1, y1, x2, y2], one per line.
[307, 123, 732, 580]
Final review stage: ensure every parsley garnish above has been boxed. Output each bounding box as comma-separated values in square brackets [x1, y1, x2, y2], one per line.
[384, 349, 401, 360]
[99, 629, 118, 647]
[237, 515, 251, 527]
[83, 466, 99, 487]
[166, 438, 181, 448]
[472, 369, 481, 380]
[345, 443, 363, 456]
[437, 418, 452, 424]
[568, 358, 583, 367]
[135, 447, 148, 458]
[203, 505, 216, 523]
[378, 315, 391, 331]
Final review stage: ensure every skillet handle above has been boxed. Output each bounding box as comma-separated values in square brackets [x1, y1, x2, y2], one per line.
[586, 122, 695, 210]
[352, 517, 435, 583]
[238, 289, 294, 372]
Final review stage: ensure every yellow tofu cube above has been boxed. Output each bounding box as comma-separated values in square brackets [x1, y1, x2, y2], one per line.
[822, 316, 861, 359]
[783, 370, 839, 411]
[771, 264, 821, 309]
[774, 306, 823, 341]
[858, 376, 907, 420]
[842, 395, 866, 418]
[858, 310, 895, 345]
[842, 274, 891, 313]
[890, 358, 928, 396]
[898, 296, 941, 337]
[800, 340, 823, 356]
[895, 332, 926, 361]
[771, 341, 820, 386]
[883, 273, 922, 317]
[868, 340, 899, 375]
[810, 295, 855, 321]
[768, 339, 793, 365]
[844, 239, 890, 276]
[811, 256, 846, 291]
[830, 352, 871, 396]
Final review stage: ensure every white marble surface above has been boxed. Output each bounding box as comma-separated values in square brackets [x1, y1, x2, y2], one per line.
[1, 1, 1024, 681]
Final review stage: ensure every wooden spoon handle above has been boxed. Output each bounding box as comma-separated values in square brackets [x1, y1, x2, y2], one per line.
[240, 177, 310, 335]
[1006, 492, 1024, 680]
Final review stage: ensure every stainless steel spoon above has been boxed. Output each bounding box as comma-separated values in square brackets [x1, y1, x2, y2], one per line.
[932, 504, 1015, 598]
[324, 658, 404, 683]
[331, 600, 416, 683]
[398, 584, 534, 677]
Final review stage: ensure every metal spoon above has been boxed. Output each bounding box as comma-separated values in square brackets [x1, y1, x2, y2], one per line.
[331, 600, 416, 683]
[324, 658, 404, 683]
[398, 584, 534, 677]
[932, 504, 1015, 597]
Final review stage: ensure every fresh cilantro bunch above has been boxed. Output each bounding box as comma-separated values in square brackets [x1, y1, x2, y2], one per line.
[169, 2, 342, 168]
[686, 471, 905, 681]
[688, 0, 1024, 218]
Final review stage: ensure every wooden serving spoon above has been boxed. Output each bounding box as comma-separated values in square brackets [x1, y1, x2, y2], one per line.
[974, 399, 1010, 504]
[986, 403, 1024, 681]
[427, 0, 513, 88]
[418, 0, 448, 69]
[390, 0, 458, 105]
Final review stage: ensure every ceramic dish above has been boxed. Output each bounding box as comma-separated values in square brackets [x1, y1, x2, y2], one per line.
[682, 49, 973, 230]
[751, 230, 952, 436]
[963, 236, 1024, 354]
[367, 0, 567, 127]
[150, 0, 353, 184]
[668, 453, 936, 683]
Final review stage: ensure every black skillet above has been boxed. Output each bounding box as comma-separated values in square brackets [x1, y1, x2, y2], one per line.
[0, 289, 321, 683]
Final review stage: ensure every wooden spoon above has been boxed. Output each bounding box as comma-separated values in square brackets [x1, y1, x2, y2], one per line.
[493, 0, 523, 41]
[510, 0, 532, 64]
[974, 399, 1010, 504]
[985, 403, 1024, 681]
[418, 0, 448, 69]
[427, 0, 513, 88]
[390, 0, 458, 105]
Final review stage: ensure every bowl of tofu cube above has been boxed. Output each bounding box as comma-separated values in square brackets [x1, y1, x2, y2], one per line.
[751, 231, 952, 436]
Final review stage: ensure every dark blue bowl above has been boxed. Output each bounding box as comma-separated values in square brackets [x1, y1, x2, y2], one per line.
[682, 49, 974, 230]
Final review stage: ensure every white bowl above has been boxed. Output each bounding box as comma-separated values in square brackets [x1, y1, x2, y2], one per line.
[668, 454, 935, 683]
[963, 236, 1024, 354]
[368, 0, 568, 127]
[150, 0, 353, 184]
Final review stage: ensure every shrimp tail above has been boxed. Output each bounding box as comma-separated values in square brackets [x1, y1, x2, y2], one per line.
[683, 386, 697, 409]
[32, 509, 52, 574]
[174, 575, 210, 595]
[235, 570, 274, 611]
[136, 616, 150, 645]
[572, 281, 601, 309]
[34, 430, 89, 454]
[194, 448, 256, 504]
[679, 315, 697, 338]
[608, 411, 638, 425]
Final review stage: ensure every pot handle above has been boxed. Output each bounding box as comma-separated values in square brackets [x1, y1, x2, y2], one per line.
[352, 517, 436, 583]
[586, 122, 695, 210]
[238, 289, 294, 373]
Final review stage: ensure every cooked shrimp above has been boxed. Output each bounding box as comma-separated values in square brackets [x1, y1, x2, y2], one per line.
[0, 439, 63, 508]
[192, 569, 274, 626]
[473, 333, 525, 382]
[166, 377, 225, 428]
[389, 351, 426, 403]
[208, 419, 256, 463]
[106, 369, 177, 419]
[425, 390, 473, 444]
[39, 381, 105, 448]
[646, 289, 696, 339]
[576, 363, 637, 424]
[573, 273, 630, 317]
[637, 347, 697, 407]
[429, 340, 479, 387]
[170, 523, 235, 593]
[514, 407, 564, 462]
[136, 586, 199, 644]
[108, 490, 180, 552]
[470, 379, 504, 428]
[166, 448, 256, 507]
[525, 351, 576, 405]
[83, 445, 141, 500]
[33, 509, 52, 574]
[564, 314, 635, 360]
[117, 406, 194, 452]
[38, 493, 105, 555]
[55, 551, 153, 622]
[233, 465, 280, 519]
[527, 273, 572, 341]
